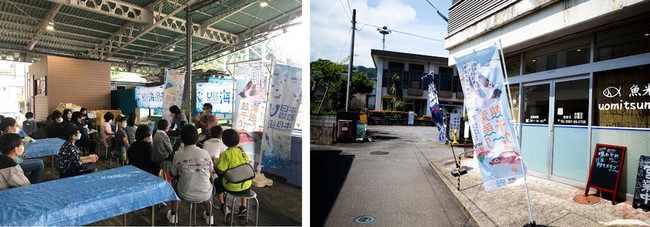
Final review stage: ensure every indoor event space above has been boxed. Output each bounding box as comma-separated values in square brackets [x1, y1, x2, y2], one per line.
[0, 0, 303, 226]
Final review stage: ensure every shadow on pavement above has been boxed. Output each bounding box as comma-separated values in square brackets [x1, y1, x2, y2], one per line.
[311, 150, 355, 227]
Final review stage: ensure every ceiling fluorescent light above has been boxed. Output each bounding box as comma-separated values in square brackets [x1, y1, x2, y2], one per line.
[46, 22, 54, 31]
[260, 0, 268, 7]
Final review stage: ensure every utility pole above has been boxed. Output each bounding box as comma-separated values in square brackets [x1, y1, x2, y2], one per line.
[378, 26, 390, 50]
[346, 9, 356, 112]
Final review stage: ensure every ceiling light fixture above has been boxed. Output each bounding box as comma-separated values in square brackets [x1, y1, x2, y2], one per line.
[576, 48, 581, 52]
[645, 33, 650, 37]
[169, 46, 175, 51]
[46, 22, 54, 31]
[259, 0, 268, 7]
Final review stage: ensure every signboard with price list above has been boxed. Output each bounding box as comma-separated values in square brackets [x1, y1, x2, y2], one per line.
[585, 143, 626, 205]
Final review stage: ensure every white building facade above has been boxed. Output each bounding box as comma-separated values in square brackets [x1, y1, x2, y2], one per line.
[446, 0, 650, 198]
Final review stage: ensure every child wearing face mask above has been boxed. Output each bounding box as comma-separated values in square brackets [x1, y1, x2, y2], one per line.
[56, 123, 98, 178]
[0, 117, 44, 184]
[0, 133, 31, 190]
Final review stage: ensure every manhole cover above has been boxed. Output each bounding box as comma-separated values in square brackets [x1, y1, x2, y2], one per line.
[354, 215, 375, 224]
[573, 194, 601, 204]
[369, 151, 389, 155]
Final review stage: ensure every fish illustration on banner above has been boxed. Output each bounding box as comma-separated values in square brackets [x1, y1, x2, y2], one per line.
[196, 79, 234, 114]
[233, 64, 268, 133]
[261, 64, 301, 171]
[454, 45, 526, 191]
[423, 72, 448, 142]
[162, 70, 185, 122]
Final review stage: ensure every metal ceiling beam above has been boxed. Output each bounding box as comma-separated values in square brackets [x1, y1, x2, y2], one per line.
[170, 6, 301, 68]
[155, 12, 238, 44]
[46, 0, 152, 24]
[27, 3, 62, 50]
[199, 0, 257, 29]
[101, 0, 199, 60]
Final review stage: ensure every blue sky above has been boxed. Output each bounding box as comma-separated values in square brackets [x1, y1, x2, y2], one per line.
[310, 0, 451, 67]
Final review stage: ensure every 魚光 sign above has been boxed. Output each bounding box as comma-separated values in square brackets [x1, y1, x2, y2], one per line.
[585, 143, 626, 205]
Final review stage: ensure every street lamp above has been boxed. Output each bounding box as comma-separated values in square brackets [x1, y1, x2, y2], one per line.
[377, 26, 391, 50]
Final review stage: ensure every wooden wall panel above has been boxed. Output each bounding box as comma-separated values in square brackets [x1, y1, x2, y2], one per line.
[46, 56, 111, 112]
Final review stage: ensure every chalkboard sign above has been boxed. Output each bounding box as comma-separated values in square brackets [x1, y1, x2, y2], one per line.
[633, 155, 650, 210]
[584, 143, 626, 205]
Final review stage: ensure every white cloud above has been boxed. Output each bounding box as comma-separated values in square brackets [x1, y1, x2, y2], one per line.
[310, 0, 450, 67]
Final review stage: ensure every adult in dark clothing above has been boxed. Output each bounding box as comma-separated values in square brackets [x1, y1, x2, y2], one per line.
[62, 109, 72, 124]
[80, 108, 92, 129]
[56, 123, 98, 178]
[71, 112, 96, 155]
[127, 124, 160, 176]
[46, 110, 65, 140]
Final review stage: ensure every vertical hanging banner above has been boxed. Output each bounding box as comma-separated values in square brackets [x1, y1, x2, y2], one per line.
[233, 64, 268, 132]
[196, 78, 234, 114]
[455, 45, 525, 191]
[162, 69, 186, 122]
[261, 64, 301, 170]
[135, 85, 164, 109]
[423, 73, 448, 142]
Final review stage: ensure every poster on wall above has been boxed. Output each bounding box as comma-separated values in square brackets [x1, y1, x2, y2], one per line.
[454, 44, 526, 192]
[135, 85, 164, 109]
[233, 64, 268, 133]
[196, 79, 234, 115]
[261, 64, 302, 170]
[162, 69, 185, 122]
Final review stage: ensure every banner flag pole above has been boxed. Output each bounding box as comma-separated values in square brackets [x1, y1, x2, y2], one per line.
[498, 39, 536, 227]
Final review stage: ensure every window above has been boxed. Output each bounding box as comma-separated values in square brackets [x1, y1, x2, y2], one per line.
[505, 54, 521, 77]
[523, 84, 549, 124]
[593, 65, 650, 128]
[555, 79, 589, 126]
[595, 19, 650, 61]
[509, 84, 520, 123]
[439, 67, 453, 91]
[524, 36, 591, 74]
[409, 64, 424, 89]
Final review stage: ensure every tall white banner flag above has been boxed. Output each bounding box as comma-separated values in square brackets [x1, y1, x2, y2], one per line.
[455, 45, 526, 191]
[261, 64, 301, 170]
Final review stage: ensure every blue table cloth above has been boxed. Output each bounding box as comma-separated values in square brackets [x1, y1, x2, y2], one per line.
[0, 166, 179, 226]
[25, 138, 65, 158]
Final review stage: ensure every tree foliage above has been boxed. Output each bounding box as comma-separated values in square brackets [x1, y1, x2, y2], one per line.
[389, 73, 404, 111]
[310, 58, 375, 113]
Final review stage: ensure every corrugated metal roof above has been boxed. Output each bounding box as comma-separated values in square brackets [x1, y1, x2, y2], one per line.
[0, 0, 302, 68]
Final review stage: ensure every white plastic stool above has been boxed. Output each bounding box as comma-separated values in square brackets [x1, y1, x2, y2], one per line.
[188, 201, 213, 226]
[224, 190, 259, 226]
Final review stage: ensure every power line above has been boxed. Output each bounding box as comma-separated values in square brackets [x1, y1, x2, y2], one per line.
[337, 28, 352, 63]
[424, 0, 449, 22]
[358, 22, 444, 42]
[338, 0, 350, 20]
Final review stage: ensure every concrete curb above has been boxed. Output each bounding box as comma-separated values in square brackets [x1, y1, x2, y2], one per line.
[428, 159, 488, 227]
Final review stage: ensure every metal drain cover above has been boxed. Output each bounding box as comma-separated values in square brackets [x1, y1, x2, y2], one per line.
[370, 151, 389, 155]
[355, 215, 375, 224]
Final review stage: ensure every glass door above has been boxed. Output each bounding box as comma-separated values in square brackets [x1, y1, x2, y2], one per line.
[550, 77, 590, 183]
[521, 83, 551, 176]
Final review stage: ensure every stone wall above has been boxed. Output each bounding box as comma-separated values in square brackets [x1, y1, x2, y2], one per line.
[310, 114, 336, 144]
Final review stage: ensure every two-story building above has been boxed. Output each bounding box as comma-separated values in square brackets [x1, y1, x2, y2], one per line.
[370, 49, 463, 117]
[446, 0, 650, 199]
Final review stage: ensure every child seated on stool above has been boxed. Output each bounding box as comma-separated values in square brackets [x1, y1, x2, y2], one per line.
[214, 129, 253, 217]
[167, 125, 214, 225]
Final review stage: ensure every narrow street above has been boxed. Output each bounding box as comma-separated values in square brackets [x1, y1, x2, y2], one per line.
[311, 125, 477, 226]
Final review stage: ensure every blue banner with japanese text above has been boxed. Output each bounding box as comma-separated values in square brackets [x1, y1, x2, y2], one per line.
[455, 45, 526, 191]
[135, 85, 164, 109]
[196, 79, 234, 115]
[261, 64, 301, 170]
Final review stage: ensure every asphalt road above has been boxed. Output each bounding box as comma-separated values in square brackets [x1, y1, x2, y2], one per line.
[311, 125, 477, 227]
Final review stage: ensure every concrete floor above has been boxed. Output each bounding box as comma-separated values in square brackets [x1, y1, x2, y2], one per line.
[34, 150, 302, 226]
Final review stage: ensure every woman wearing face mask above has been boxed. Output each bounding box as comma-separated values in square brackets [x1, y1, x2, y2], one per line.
[56, 123, 98, 178]
[0, 133, 31, 190]
[46, 110, 65, 140]
[0, 118, 45, 184]
[127, 125, 159, 176]
[62, 109, 73, 124]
